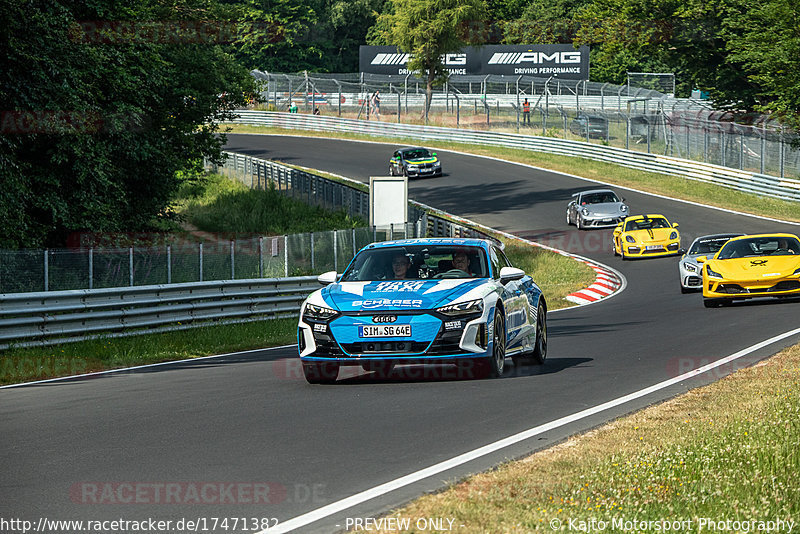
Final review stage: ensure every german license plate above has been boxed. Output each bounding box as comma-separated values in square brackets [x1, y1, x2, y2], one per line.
[359, 325, 411, 338]
[602, 218, 612, 223]
[646, 245, 662, 251]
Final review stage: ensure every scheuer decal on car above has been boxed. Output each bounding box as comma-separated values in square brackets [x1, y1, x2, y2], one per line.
[372, 315, 397, 323]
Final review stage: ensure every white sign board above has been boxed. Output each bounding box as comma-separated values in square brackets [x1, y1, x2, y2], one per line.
[369, 176, 407, 228]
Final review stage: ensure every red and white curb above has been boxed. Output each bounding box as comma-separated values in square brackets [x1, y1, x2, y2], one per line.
[565, 261, 623, 305]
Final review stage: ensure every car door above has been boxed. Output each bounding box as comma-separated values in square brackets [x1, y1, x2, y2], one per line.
[490, 246, 527, 352]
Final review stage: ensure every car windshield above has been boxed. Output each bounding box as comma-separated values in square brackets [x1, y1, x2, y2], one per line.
[689, 236, 740, 255]
[403, 149, 431, 160]
[581, 192, 619, 205]
[625, 217, 670, 231]
[717, 236, 800, 259]
[340, 245, 489, 281]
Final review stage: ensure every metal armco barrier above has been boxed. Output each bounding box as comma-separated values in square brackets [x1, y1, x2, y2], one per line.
[231, 111, 800, 202]
[0, 277, 319, 349]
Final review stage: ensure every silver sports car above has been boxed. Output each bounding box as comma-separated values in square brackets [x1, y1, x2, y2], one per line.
[678, 233, 744, 293]
[566, 189, 628, 229]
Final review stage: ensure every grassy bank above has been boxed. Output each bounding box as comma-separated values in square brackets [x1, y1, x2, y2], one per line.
[226, 124, 800, 223]
[362, 342, 800, 533]
[175, 172, 364, 234]
[0, 319, 297, 386]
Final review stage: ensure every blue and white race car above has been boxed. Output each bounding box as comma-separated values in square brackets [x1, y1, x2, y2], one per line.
[297, 238, 547, 383]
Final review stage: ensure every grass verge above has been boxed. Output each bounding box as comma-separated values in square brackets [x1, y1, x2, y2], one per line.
[226, 124, 800, 223]
[361, 342, 800, 533]
[175, 172, 364, 234]
[0, 319, 297, 386]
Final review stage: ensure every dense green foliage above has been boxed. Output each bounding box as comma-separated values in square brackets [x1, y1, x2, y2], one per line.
[0, 0, 255, 249]
[375, 0, 487, 115]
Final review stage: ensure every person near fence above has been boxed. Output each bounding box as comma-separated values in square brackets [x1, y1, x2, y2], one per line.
[371, 90, 381, 119]
[522, 98, 530, 125]
[289, 102, 298, 113]
[313, 107, 321, 115]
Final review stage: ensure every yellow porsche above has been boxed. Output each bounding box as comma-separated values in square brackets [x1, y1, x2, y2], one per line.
[697, 233, 800, 307]
[612, 214, 681, 260]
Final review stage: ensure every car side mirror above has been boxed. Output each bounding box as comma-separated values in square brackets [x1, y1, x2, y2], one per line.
[696, 256, 707, 264]
[673, 223, 679, 228]
[499, 266, 525, 284]
[678, 248, 687, 255]
[318, 271, 337, 285]
[432, 152, 437, 156]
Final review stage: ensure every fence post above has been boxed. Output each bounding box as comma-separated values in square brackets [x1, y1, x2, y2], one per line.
[284, 235, 288, 277]
[199, 242, 204, 282]
[310, 232, 315, 271]
[230, 240, 235, 280]
[89, 247, 94, 289]
[44, 249, 49, 291]
[352, 228, 357, 257]
[259, 237, 263, 278]
[333, 230, 338, 272]
[129, 246, 134, 286]
[167, 245, 171, 284]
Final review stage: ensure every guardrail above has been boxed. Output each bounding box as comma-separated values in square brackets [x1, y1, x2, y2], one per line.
[231, 111, 800, 202]
[0, 277, 319, 349]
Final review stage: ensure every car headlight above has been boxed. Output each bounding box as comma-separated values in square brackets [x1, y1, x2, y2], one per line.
[669, 231, 678, 240]
[303, 303, 339, 321]
[581, 208, 590, 216]
[683, 262, 698, 273]
[408, 164, 418, 169]
[433, 161, 441, 167]
[794, 267, 800, 276]
[706, 266, 723, 279]
[436, 299, 483, 317]
[620, 204, 628, 212]
[625, 235, 636, 243]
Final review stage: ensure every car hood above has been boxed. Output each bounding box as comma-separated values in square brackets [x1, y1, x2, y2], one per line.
[321, 279, 487, 312]
[584, 202, 625, 216]
[406, 156, 438, 164]
[708, 256, 800, 281]
[627, 227, 676, 243]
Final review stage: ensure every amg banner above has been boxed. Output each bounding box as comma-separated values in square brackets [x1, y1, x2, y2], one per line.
[359, 45, 589, 79]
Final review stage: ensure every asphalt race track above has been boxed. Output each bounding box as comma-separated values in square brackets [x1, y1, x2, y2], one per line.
[2, 133, 800, 533]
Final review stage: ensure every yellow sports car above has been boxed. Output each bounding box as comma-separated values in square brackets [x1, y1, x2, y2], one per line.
[612, 214, 681, 259]
[697, 233, 800, 307]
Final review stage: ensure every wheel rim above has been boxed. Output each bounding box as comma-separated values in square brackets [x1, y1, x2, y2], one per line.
[493, 313, 505, 374]
[536, 305, 547, 359]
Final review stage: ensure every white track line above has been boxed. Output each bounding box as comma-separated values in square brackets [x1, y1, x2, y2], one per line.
[264, 326, 800, 534]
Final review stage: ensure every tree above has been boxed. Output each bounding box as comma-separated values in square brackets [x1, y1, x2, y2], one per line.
[0, 0, 255, 248]
[377, 0, 487, 118]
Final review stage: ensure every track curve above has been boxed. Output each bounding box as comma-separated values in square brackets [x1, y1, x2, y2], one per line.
[2, 133, 799, 533]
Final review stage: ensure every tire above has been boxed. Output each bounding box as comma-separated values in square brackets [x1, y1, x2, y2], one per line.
[577, 216, 583, 230]
[612, 239, 620, 257]
[703, 298, 731, 308]
[476, 310, 506, 379]
[388, 165, 395, 176]
[361, 361, 395, 377]
[621, 246, 628, 261]
[680, 285, 692, 294]
[302, 362, 340, 384]
[531, 302, 547, 364]
[566, 211, 572, 226]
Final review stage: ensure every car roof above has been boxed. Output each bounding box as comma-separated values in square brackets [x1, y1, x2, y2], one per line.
[624, 214, 668, 221]
[572, 188, 617, 197]
[726, 233, 800, 242]
[690, 233, 745, 244]
[398, 146, 428, 152]
[361, 238, 493, 252]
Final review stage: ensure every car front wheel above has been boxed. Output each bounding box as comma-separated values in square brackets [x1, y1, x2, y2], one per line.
[476, 310, 505, 379]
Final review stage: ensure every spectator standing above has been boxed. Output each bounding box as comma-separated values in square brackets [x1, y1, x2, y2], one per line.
[372, 90, 381, 119]
[522, 98, 530, 126]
